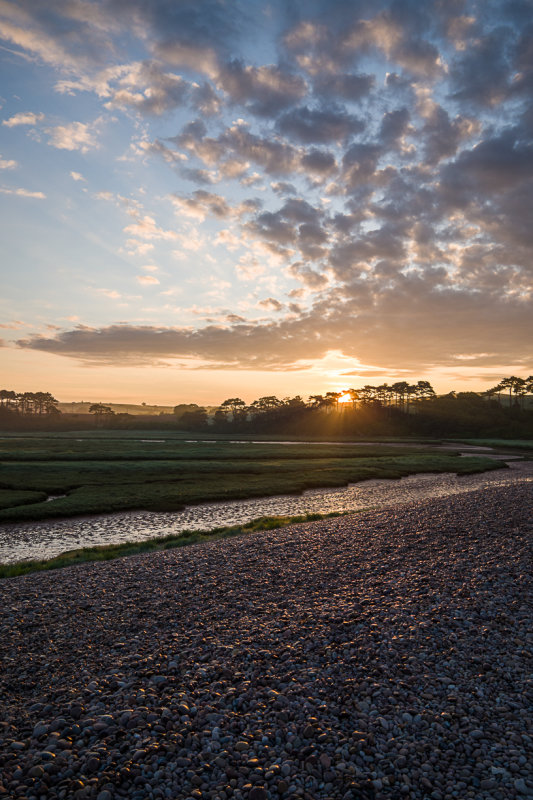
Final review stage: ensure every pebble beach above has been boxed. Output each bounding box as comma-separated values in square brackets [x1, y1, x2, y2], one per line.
[1, 483, 532, 800]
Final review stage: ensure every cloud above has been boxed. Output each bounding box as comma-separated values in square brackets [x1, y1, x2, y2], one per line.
[2, 111, 44, 127]
[271, 181, 297, 196]
[171, 190, 260, 222]
[47, 120, 100, 153]
[0, 319, 25, 329]
[278, 105, 364, 144]
[17, 281, 533, 371]
[191, 81, 221, 115]
[2, 0, 533, 381]
[175, 120, 302, 177]
[378, 107, 410, 148]
[313, 72, 374, 101]
[421, 105, 478, 165]
[70, 170, 86, 181]
[300, 148, 337, 176]
[439, 130, 533, 208]
[449, 28, 514, 107]
[104, 61, 189, 115]
[137, 275, 160, 285]
[123, 213, 177, 241]
[217, 60, 306, 116]
[258, 297, 284, 312]
[0, 155, 17, 169]
[0, 186, 45, 198]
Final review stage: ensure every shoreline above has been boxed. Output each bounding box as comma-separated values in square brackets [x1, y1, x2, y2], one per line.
[1, 459, 531, 569]
[1, 483, 531, 799]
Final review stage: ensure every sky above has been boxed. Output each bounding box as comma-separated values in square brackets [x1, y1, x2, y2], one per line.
[0, 0, 532, 404]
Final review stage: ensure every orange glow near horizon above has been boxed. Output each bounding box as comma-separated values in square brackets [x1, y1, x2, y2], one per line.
[338, 392, 352, 404]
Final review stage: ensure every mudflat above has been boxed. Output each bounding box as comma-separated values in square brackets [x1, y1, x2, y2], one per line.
[0, 484, 531, 800]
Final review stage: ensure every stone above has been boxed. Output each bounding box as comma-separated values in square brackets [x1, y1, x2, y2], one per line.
[248, 788, 267, 800]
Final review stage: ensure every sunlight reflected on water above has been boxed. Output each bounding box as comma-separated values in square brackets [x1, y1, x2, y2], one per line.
[1, 460, 531, 564]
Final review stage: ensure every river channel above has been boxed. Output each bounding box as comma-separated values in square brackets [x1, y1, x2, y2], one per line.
[1, 455, 532, 564]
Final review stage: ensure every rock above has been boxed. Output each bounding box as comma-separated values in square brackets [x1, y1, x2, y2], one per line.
[248, 788, 267, 800]
[28, 766, 44, 778]
[0, 482, 531, 800]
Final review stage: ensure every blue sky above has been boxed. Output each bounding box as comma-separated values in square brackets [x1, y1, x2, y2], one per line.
[1, 0, 532, 403]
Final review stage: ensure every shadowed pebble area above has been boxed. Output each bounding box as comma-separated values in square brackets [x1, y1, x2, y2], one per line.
[0, 485, 531, 800]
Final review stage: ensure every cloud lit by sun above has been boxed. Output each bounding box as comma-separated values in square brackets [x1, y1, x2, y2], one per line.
[1, 1, 532, 402]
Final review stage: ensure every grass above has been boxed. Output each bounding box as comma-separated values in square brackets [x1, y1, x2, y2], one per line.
[0, 434, 510, 574]
[0, 488, 48, 510]
[0, 444, 504, 522]
[0, 511, 349, 578]
[0, 438, 440, 461]
[453, 438, 533, 451]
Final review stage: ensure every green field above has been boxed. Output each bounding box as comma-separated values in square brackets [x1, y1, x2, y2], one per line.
[0, 432, 505, 523]
[454, 438, 533, 450]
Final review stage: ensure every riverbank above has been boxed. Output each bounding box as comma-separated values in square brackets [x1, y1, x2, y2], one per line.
[1, 484, 531, 799]
[1, 458, 531, 566]
[0, 434, 503, 524]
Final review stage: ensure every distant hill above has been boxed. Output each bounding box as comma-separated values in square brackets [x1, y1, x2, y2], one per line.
[58, 402, 219, 416]
[58, 402, 176, 416]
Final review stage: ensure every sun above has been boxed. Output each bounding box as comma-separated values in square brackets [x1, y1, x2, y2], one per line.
[338, 392, 352, 404]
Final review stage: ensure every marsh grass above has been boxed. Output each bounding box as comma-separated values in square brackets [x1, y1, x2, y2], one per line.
[0, 433, 505, 523]
[0, 439, 439, 462]
[0, 488, 47, 510]
[455, 438, 533, 451]
[0, 511, 349, 578]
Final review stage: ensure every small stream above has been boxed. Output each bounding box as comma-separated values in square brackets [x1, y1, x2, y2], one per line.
[1, 457, 532, 565]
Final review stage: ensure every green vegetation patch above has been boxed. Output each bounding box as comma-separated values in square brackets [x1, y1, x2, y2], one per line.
[0, 447, 503, 522]
[0, 512, 348, 579]
[0, 488, 48, 510]
[0, 438, 440, 462]
[454, 438, 533, 450]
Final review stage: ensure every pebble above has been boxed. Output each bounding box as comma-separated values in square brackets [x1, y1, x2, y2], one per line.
[0, 483, 532, 800]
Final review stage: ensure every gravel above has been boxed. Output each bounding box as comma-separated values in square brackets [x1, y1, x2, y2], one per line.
[0, 483, 532, 800]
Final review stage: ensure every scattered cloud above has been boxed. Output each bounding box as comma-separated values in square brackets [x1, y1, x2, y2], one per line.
[47, 120, 101, 153]
[2, 110, 44, 127]
[0, 154, 17, 169]
[137, 275, 160, 285]
[1, 0, 532, 380]
[278, 105, 364, 144]
[0, 185, 45, 198]
[123, 213, 177, 241]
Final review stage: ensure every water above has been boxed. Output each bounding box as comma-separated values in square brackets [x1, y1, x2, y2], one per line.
[1, 459, 531, 565]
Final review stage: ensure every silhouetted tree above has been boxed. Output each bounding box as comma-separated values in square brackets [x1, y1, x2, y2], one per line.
[179, 408, 208, 430]
[89, 403, 115, 416]
[220, 398, 247, 423]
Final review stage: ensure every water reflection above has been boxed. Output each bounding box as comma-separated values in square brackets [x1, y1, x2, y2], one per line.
[1, 460, 531, 565]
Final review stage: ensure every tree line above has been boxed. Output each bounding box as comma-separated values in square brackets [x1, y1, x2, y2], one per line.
[213, 379, 437, 425]
[0, 390, 60, 415]
[1, 375, 533, 437]
[211, 375, 533, 424]
[485, 376, 533, 407]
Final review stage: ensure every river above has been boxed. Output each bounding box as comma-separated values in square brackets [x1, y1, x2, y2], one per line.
[1, 456, 531, 564]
